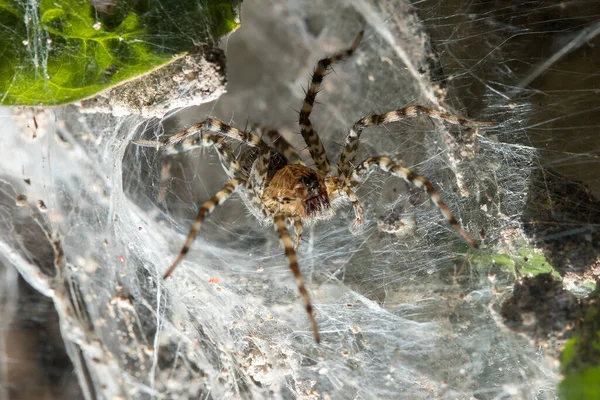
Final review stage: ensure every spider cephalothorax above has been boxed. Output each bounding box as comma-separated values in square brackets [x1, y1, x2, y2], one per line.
[266, 165, 332, 221]
[136, 31, 494, 343]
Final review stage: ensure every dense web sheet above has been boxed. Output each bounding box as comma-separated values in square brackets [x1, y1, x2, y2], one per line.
[2, 0, 600, 399]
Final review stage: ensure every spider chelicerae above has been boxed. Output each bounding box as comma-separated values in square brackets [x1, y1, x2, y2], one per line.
[136, 31, 494, 343]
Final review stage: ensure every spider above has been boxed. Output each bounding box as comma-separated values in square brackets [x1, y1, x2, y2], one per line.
[136, 31, 494, 343]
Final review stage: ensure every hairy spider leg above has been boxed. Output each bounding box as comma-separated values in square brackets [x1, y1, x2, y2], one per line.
[157, 158, 173, 202]
[350, 156, 479, 248]
[135, 134, 243, 203]
[293, 217, 303, 250]
[161, 118, 267, 150]
[160, 133, 243, 179]
[249, 151, 272, 193]
[299, 31, 364, 174]
[163, 178, 246, 279]
[342, 186, 364, 231]
[273, 213, 319, 343]
[247, 123, 304, 165]
[337, 106, 494, 183]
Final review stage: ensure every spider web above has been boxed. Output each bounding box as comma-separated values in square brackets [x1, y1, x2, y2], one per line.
[2, 0, 600, 399]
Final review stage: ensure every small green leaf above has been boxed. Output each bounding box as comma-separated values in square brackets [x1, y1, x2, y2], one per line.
[561, 338, 579, 369]
[559, 288, 600, 399]
[559, 361, 600, 399]
[469, 237, 560, 279]
[0, 0, 239, 105]
[516, 246, 559, 278]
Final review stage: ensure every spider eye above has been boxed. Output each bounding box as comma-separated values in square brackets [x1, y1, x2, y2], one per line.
[299, 173, 320, 191]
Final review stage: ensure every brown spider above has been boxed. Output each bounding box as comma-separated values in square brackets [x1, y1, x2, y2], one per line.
[136, 31, 493, 343]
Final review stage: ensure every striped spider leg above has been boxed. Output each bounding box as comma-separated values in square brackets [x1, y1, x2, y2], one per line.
[135, 132, 242, 200]
[346, 156, 480, 248]
[298, 31, 364, 174]
[336, 108, 494, 247]
[246, 122, 304, 165]
[144, 121, 303, 200]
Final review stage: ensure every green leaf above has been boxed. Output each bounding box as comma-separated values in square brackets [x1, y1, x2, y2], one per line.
[559, 288, 600, 399]
[0, 0, 239, 105]
[559, 362, 600, 399]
